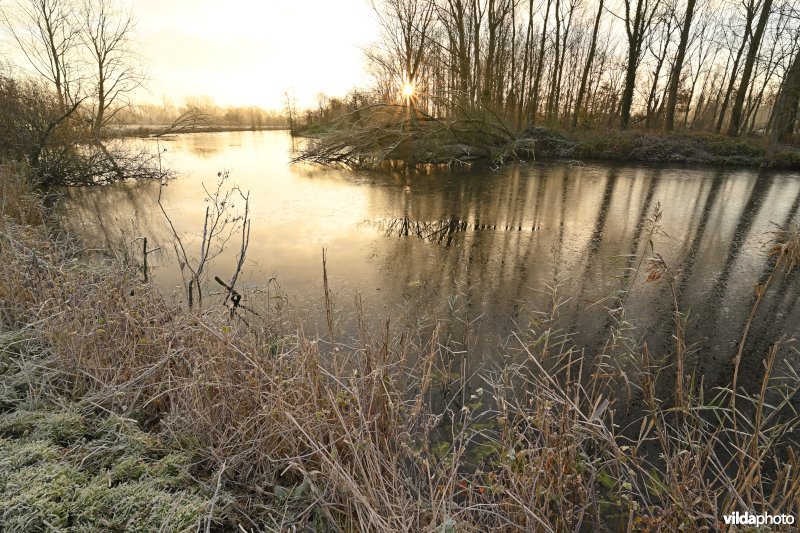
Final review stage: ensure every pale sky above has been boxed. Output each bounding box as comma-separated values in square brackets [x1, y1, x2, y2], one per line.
[131, 0, 379, 110]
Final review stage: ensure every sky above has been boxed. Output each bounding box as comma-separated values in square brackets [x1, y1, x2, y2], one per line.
[130, 0, 379, 110]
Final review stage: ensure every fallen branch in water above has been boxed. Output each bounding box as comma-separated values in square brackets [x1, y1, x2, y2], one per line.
[292, 104, 535, 168]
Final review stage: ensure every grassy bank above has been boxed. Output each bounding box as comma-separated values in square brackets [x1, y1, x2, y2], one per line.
[294, 107, 800, 169]
[2, 162, 800, 530]
[527, 128, 800, 169]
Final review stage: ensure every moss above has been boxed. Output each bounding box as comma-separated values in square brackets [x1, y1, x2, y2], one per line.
[0, 458, 87, 530]
[707, 139, 763, 157]
[0, 370, 210, 533]
[0, 409, 86, 444]
[0, 331, 217, 530]
[0, 450, 206, 531]
[71, 481, 205, 531]
[0, 438, 62, 473]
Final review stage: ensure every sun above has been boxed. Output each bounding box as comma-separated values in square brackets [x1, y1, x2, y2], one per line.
[402, 83, 415, 98]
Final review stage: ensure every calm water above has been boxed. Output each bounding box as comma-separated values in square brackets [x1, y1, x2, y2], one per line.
[62, 130, 800, 392]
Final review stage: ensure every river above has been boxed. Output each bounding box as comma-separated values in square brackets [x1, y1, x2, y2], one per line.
[61, 130, 800, 397]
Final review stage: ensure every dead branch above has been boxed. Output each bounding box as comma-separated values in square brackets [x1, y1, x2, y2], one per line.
[292, 104, 531, 168]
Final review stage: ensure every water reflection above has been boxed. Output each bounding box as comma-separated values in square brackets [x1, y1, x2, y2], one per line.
[60, 131, 800, 388]
[159, 132, 225, 159]
[372, 216, 545, 246]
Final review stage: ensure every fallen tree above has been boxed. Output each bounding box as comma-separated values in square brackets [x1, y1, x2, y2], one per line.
[1, 71, 168, 188]
[293, 104, 536, 168]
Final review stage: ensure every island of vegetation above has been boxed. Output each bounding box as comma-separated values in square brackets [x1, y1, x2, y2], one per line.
[291, 0, 800, 170]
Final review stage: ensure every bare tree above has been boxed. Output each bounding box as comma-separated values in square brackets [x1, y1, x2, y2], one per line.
[664, 0, 698, 130]
[765, 35, 800, 163]
[727, 0, 774, 136]
[1, 0, 81, 111]
[620, 0, 662, 128]
[347, 0, 796, 136]
[572, 0, 605, 129]
[438, 0, 474, 109]
[80, 0, 143, 136]
[530, 0, 553, 125]
[283, 90, 297, 134]
[368, 0, 436, 109]
[714, 0, 758, 132]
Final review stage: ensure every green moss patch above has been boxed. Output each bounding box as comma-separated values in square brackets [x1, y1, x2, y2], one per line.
[0, 333, 209, 532]
[0, 407, 208, 531]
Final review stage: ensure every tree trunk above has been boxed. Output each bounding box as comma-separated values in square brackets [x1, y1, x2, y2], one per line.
[546, 0, 562, 121]
[664, 0, 696, 131]
[518, 0, 534, 125]
[765, 46, 800, 164]
[727, 0, 773, 137]
[530, 0, 552, 125]
[94, 67, 105, 136]
[572, 0, 604, 130]
[620, 50, 639, 129]
[715, 1, 757, 133]
[620, 0, 648, 129]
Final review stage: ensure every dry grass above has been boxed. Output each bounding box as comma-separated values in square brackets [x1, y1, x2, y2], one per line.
[0, 163, 45, 227]
[770, 219, 800, 273]
[1, 166, 799, 530]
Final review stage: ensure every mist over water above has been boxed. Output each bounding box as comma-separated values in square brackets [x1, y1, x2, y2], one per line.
[61, 130, 800, 393]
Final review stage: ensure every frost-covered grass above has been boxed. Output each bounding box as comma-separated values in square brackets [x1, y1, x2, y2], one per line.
[0, 332, 210, 531]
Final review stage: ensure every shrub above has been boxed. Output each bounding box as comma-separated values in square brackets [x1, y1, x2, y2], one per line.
[0, 70, 164, 188]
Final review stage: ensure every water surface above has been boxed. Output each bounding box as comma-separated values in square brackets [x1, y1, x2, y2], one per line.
[62, 131, 800, 393]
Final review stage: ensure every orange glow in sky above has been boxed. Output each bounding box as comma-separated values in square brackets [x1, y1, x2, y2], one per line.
[130, 0, 378, 109]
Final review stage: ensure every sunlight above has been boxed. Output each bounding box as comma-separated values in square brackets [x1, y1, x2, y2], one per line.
[401, 80, 415, 104]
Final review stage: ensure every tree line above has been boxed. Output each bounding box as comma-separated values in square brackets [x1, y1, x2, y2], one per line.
[363, 0, 800, 140]
[114, 97, 287, 131]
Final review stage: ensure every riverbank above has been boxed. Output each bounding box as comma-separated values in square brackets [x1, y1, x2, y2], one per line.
[2, 163, 799, 530]
[107, 124, 289, 139]
[527, 128, 800, 169]
[295, 113, 800, 169]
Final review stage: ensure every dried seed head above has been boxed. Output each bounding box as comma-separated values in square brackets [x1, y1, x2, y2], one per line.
[768, 220, 800, 273]
[645, 253, 668, 283]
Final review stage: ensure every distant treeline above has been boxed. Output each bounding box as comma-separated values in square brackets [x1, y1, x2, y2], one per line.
[114, 97, 288, 130]
[0, 0, 289, 187]
[307, 0, 800, 140]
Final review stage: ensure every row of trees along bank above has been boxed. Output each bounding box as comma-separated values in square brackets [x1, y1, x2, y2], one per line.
[361, 0, 800, 139]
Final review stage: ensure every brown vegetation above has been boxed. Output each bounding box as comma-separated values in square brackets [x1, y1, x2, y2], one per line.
[296, 108, 800, 169]
[2, 165, 799, 530]
[0, 69, 165, 188]
[294, 104, 534, 168]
